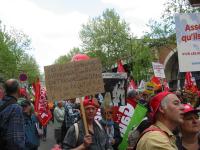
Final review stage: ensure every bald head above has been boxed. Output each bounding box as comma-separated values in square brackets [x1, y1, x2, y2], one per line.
[5, 79, 20, 96]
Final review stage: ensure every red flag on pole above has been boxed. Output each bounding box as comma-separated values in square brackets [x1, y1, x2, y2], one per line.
[184, 72, 198, 93]
[127, 79, 137, 92]
[151, 76, 161, 85]
[163, 79, 169, 91]
[33, 79, 52, 126]
[150, 76, 162, 90]
[117, 60, 125, 73]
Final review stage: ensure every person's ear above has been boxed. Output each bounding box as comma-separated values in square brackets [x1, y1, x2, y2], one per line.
[158, 106, 165, 114]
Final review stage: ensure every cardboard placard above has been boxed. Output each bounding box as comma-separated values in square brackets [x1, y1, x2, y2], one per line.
[44, 59, 104, 100]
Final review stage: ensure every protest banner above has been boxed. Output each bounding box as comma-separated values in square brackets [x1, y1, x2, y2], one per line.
[102, 72, 127, 106]
[44, 58, 104, 100]
[33, 79, 52, 126]
[144, 82, 155, 94]
[138, 80, 146, 91]
[175, 13, 200, 72]
[102, 72, 127, 79]
[152, 62, 165, 78]
[118, 103, 147, 150]
[116, 99, 136, 136]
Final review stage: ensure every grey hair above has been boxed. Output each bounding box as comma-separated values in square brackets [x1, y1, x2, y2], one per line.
[160, 95, 170, 109]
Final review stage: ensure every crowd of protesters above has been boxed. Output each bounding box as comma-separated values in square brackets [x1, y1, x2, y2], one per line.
[0, 77, 199, 150]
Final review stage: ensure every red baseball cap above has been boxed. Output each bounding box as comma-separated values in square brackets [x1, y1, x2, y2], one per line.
[183, 104, 200, 114]
[149, 91, 173, 119]
[83, 98, 99, 108]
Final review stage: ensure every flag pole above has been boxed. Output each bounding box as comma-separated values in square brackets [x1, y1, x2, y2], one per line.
[79, 97, 89, 135]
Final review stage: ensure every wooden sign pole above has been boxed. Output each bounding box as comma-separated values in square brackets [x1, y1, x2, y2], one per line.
[79, 97, 89, 135]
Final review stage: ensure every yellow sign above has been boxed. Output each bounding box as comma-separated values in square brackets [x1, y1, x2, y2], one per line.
[144, 82, 155, 94]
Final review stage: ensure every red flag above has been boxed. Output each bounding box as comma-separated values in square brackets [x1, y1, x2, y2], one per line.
[151, 76, 161, 85]
[163, 79, 169, 91]
[33, 79, 52, 126]
[128, 80, 137, 90]
[151, 76, 162, 90]
[117, 60, 125, 73]
[184, 72, 198, 93]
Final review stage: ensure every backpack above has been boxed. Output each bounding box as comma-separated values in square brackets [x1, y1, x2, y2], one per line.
[24, 115, 40, 149]
[0, 98, 17, 148]
[133, 126, 168, 150]
[0, 98, 16, 112]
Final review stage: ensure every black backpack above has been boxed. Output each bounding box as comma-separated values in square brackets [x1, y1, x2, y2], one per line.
[0, 98, 17, 149]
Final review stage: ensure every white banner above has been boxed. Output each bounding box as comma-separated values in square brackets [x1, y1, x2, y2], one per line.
[102, 72, 127, 79]
[175, 13, 200, 72]
[138, 80, 146, 91]
[152, 62, 165, 78]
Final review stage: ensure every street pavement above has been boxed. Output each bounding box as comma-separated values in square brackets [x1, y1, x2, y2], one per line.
[39, 122, 56, 150]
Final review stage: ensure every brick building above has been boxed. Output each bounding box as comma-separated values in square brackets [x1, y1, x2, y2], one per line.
[158, 45, 200, 90]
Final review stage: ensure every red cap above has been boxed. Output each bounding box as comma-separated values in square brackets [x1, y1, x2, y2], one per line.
[183, 104, 200, 114]
[149, 91, 173, 119]
[83, 98, 99, 108]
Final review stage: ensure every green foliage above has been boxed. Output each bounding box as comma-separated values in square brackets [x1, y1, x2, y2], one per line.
[162, 0, 200, 32]
[54, 55, 70, 64]
[79, 8, 131, 70]
[78, 8, 155, 81]
[144, 20, 176, 50]
[18, 54, 40, 83]
[54, 47, 81, 64]
[141, 0, 200, 82]
[131, 39, 154, 81]
[143, 0, 200, 55]
[0, 21, 40, 83]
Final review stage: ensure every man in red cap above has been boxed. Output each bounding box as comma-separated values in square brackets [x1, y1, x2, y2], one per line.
[63, 97, 108, 150]
[177, 104, 200, 150]
[136, 91, 184, 150]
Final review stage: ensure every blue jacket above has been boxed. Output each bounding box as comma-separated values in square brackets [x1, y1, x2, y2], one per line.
[0, 96, 25, 150]
[23, 113, 40, 150]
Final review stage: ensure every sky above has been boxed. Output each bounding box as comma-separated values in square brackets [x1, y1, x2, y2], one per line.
[0, 0, 167, 72]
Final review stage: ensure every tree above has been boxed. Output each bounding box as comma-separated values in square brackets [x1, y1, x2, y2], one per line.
[162, 0, 200, 32]
[18, 54, 40, 83]
[0, 21, 40, 83]
[142, 0, 200, 85]
[54, 47, 81, 64]
[131, 38, 154, 81]
[143, 0, 200, 61]
[79, 8, 131, 70]
[145, 0, 200, 44]
[144, 20, 176, 51]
